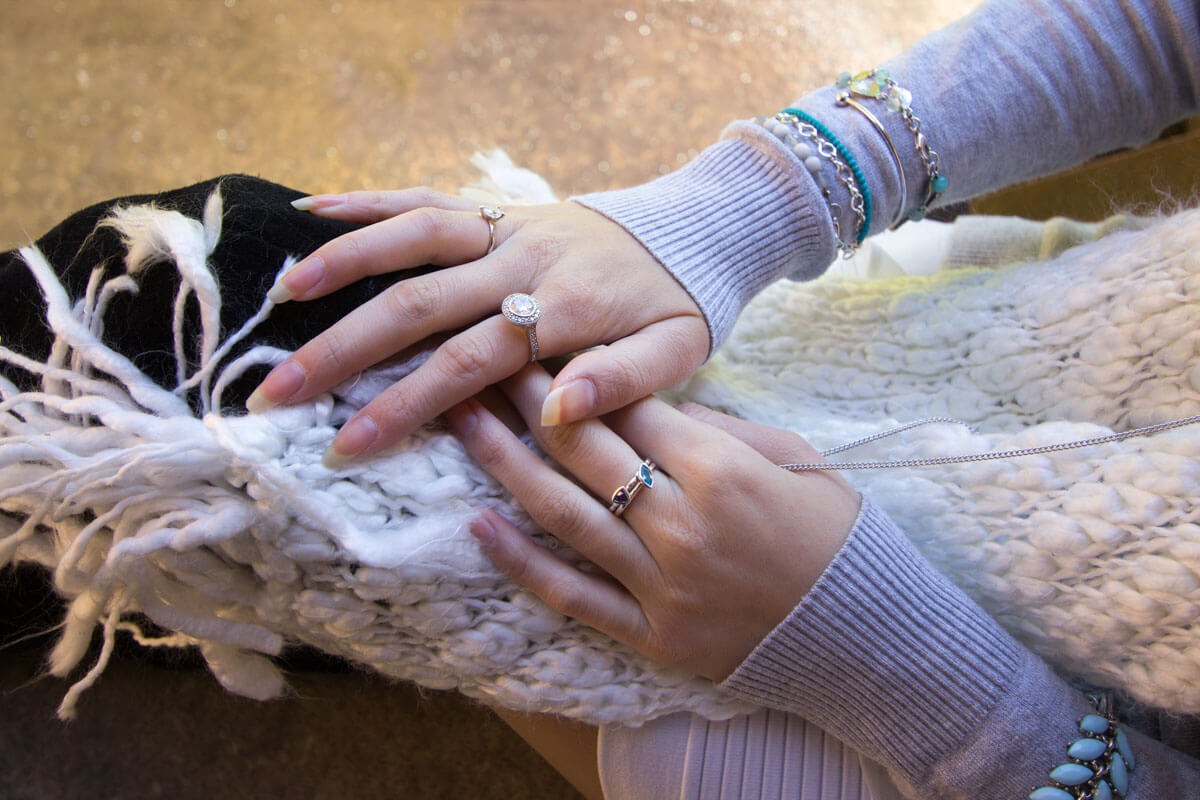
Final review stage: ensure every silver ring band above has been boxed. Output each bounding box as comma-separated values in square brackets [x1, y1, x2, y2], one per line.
[608, 459, 656, 516]
[480, 205, 505, 255]
[501, 292, 542, 362]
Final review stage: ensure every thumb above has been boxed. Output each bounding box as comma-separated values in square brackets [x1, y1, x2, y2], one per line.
[540, 317, 707, 426]
[676, 403, 826, 466]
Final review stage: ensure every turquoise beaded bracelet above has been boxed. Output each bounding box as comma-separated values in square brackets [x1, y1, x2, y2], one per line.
[780, 107, 873, 243]
[1030, 696, 1135, 800]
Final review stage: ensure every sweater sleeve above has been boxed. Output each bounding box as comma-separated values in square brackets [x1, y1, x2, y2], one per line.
[720, 500, 1200, 799]
[573, 0, 1200, 352]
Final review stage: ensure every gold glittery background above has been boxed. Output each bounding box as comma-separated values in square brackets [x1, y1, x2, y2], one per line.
[1, 0, 973, 250]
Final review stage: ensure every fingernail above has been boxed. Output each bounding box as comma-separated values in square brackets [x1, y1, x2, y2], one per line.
[290, 195, 344, 212]
[245, 388, 271, 415]
[444, 401, 479, 436]
[541, 379, 595, 426]
[469, 514, 497, 548]
[267, 256, 325, 303]
[323, 415, 379, 469]
[248, 361, 306, 412]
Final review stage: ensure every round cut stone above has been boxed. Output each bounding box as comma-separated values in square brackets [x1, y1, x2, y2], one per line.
[511, 295, 534, 316]
[503, 293, 541, 325]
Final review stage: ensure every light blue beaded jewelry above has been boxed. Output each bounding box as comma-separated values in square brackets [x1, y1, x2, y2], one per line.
[1029, 696, 1134, 800]
[836, 68, 946, 223]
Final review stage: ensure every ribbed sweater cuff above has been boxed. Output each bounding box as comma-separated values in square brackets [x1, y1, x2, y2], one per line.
[721, 500, 1026, 783]
[572, 135, 836, 352]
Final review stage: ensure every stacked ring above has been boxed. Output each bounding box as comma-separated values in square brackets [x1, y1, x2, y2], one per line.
[608, 459, 656, 517]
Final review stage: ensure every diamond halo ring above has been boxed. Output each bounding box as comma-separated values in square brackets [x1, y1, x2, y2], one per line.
[501, 292, 542, 362]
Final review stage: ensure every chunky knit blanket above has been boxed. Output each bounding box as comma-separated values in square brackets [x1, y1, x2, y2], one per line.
[3, 174, 1198, 725]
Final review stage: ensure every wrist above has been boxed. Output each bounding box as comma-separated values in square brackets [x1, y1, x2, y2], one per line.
[572, 135, 836, 353]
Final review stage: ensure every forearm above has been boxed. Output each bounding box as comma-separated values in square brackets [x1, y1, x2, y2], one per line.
[576, 0, 1200, 350]
[766, 0, 1200, 232]
[721, 501, 1200, 799]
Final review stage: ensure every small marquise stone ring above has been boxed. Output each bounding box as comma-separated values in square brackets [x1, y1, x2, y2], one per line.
[608, 459, 656, 517]
[480, 205, 505, 255]
[501, 292, 542, 362]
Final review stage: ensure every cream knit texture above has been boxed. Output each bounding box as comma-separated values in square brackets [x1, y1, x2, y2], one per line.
[3, 184, 1199, 724]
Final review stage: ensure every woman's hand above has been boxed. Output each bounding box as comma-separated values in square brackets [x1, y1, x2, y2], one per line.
[445, 365, 861, 682]
[246, 189, 708, 467]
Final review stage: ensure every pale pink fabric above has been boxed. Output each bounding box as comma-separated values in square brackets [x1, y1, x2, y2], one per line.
[598, 708, 904, 800]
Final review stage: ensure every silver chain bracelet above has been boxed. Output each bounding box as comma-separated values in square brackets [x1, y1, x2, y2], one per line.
[760, 113, 867, 258]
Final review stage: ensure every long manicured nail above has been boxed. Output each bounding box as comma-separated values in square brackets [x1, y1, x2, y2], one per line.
[246, 361, 306, 413]
[322, 415, 379, 469]
[468, 513, 497, 548]
[444, 400, 479, 436]
[541, 379, 595, 426]
[267, 256, 325, 303]
[290, 194, 345, 212]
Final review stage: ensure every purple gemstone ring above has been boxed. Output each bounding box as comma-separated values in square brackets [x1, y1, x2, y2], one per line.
[607, 459, 656, 516]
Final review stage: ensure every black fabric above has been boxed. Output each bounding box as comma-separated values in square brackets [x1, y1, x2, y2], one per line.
[0, 175, 434, 660]
[0, 173, 429, 410]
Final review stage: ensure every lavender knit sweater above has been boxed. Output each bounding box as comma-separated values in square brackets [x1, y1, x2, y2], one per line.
[577, 0, 1200, 797]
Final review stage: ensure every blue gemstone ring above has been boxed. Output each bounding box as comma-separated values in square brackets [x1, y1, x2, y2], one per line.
[607, 459, 656, 517]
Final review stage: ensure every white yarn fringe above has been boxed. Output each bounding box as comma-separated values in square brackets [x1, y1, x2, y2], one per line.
[4, 166, 1200, 723]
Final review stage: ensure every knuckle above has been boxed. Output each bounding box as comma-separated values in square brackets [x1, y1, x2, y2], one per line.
[603, 350, 655, 399]
[548, 274, 599, 325]
[675, 401, 715, 422]
[542, 575, 590, 619]
[383, 278, 442, 325]
[407, 186, 445, 208]
[680, 442, 733, 489]
[520, 232, 568, 271]
[406, 206, 448, 240]
[439, 334, 497, 380]
[310, 328, 356, 376]
[328, 232, 369, 273]
[536, 421, 590, 462]
[469, 426, 510, 470]
[534, 488, 589, 539]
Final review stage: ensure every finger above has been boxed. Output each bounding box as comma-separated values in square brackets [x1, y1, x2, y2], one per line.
[467, 508, 650, 648]
[248, 261, 514, 412]
[291, 187, 477, 223]
[269, 204, 514, 302]
[501, 366, 678, 527]
[539, 316, 708, 427]
[674, 403, 827, 466]
[446, 398, 653, 586]
[611, 400, 854, 495]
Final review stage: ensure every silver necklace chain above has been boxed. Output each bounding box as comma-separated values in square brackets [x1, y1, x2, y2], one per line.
[778, 414, 1200, 472]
